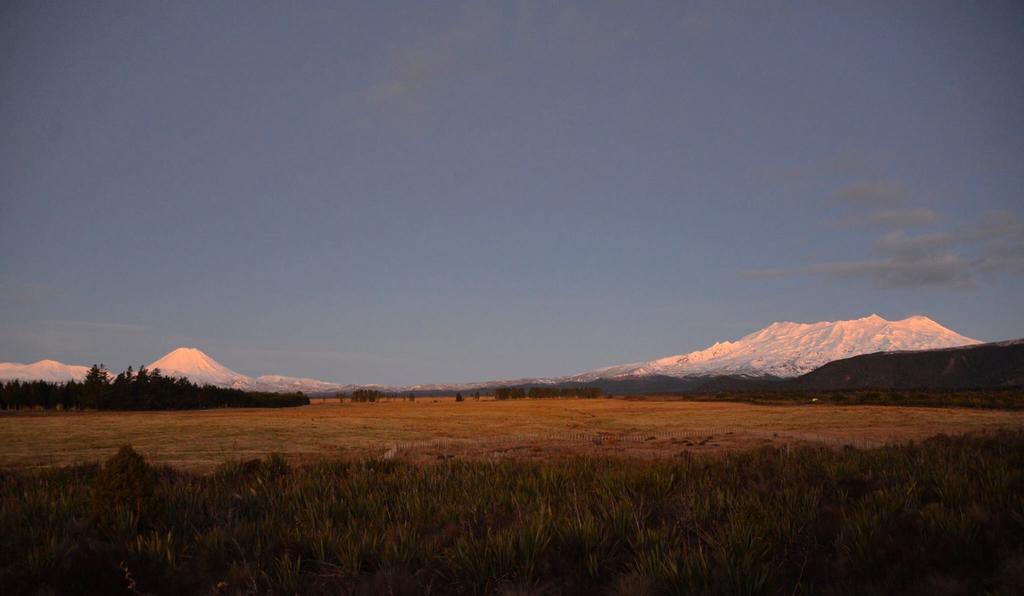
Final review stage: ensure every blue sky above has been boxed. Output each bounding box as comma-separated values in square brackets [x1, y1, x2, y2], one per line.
[2, 1, 1022, 384]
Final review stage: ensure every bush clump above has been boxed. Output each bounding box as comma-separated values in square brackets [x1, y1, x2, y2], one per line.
[91, 445, 157, 531]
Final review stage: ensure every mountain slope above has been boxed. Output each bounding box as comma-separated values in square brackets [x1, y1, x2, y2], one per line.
[250, 375, 343, 394]
[790, 339, 1024, 390]
[145, 348, 347, 393]
[147, 347, 252, 388]
[573, 315, 980, 380]
[0, 360, 90, 383]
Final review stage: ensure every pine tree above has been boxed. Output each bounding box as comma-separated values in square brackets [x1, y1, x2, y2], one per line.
[82, 364, 111, 408]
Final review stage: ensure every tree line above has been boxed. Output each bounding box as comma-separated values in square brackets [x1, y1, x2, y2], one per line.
[347, 389, 385, 403]
[0, 365, 309, 411]
[334, 387, 602, 402]
[495, 386, 603, 400]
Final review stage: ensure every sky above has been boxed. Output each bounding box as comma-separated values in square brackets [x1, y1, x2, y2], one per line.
[1, 1, 1023, 384]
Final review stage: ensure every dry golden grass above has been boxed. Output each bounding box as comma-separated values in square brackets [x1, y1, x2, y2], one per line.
[2, 397, 1021, 470]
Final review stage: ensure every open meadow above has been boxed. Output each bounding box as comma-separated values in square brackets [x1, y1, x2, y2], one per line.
[4, 399, 1024, 593]
[2, 397, 1022, 470]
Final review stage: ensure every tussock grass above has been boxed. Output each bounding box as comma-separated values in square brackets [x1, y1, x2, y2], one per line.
[2, 433, 1024, 594]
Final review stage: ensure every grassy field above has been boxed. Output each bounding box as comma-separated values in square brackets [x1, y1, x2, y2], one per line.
[651, 389, 1024, 409]
[1, 398, 1022, 470]
[3, 434, 1024, 595]
[3, 399, 1023, 594]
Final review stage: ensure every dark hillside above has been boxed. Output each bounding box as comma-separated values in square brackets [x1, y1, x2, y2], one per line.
[791, 339, 1024, 391]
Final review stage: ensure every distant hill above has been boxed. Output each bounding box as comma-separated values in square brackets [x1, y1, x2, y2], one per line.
[0, 359, 90, 383]
[564, 340, 1024, 394]
[790, 339, 1024, 391]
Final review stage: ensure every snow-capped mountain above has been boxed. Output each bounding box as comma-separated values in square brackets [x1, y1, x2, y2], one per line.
[0, 359, 90, 383]
[571, 314, 981, 380]
[249, 374, 344, 394]
[0, 315, 985, 392]
[147, 347, 253, 389]
[146, 347, 346, 393]
[0, 347, 347, 393]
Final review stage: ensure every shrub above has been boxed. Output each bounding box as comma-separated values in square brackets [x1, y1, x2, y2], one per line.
[91, 445, 157, 532]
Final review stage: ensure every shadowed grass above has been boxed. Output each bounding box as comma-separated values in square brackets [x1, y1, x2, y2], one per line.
[2, 433, 1024, 594]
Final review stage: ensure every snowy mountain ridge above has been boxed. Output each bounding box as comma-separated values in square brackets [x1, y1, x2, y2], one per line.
[570, 314, 981, 380]
[0, 360, 91, 383]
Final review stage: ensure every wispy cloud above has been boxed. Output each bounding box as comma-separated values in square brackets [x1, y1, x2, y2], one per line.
[357, 5, 500, 126]
[749, 207, 1024, 290]
[872, 230, 953, 259]
[350, 2, 670, 130]
[834, 180, 910, 207]
[829, 177, 941, 230]
[759, 154, 888, 186]
[751, 254, 974, 289]
[835, 207, 939, 228]
[868, 207, 938, 227]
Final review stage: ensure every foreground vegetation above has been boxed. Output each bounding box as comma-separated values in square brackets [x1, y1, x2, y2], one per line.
[2, 433, 1023, 595]
[0, 365, 308, 410]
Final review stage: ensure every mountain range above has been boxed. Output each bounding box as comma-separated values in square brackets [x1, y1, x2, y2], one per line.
[569, 314, 979, 380]
[0, 315, 991, 392]
[0, 360, 90, 384]
[0, 347, 343, 393]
